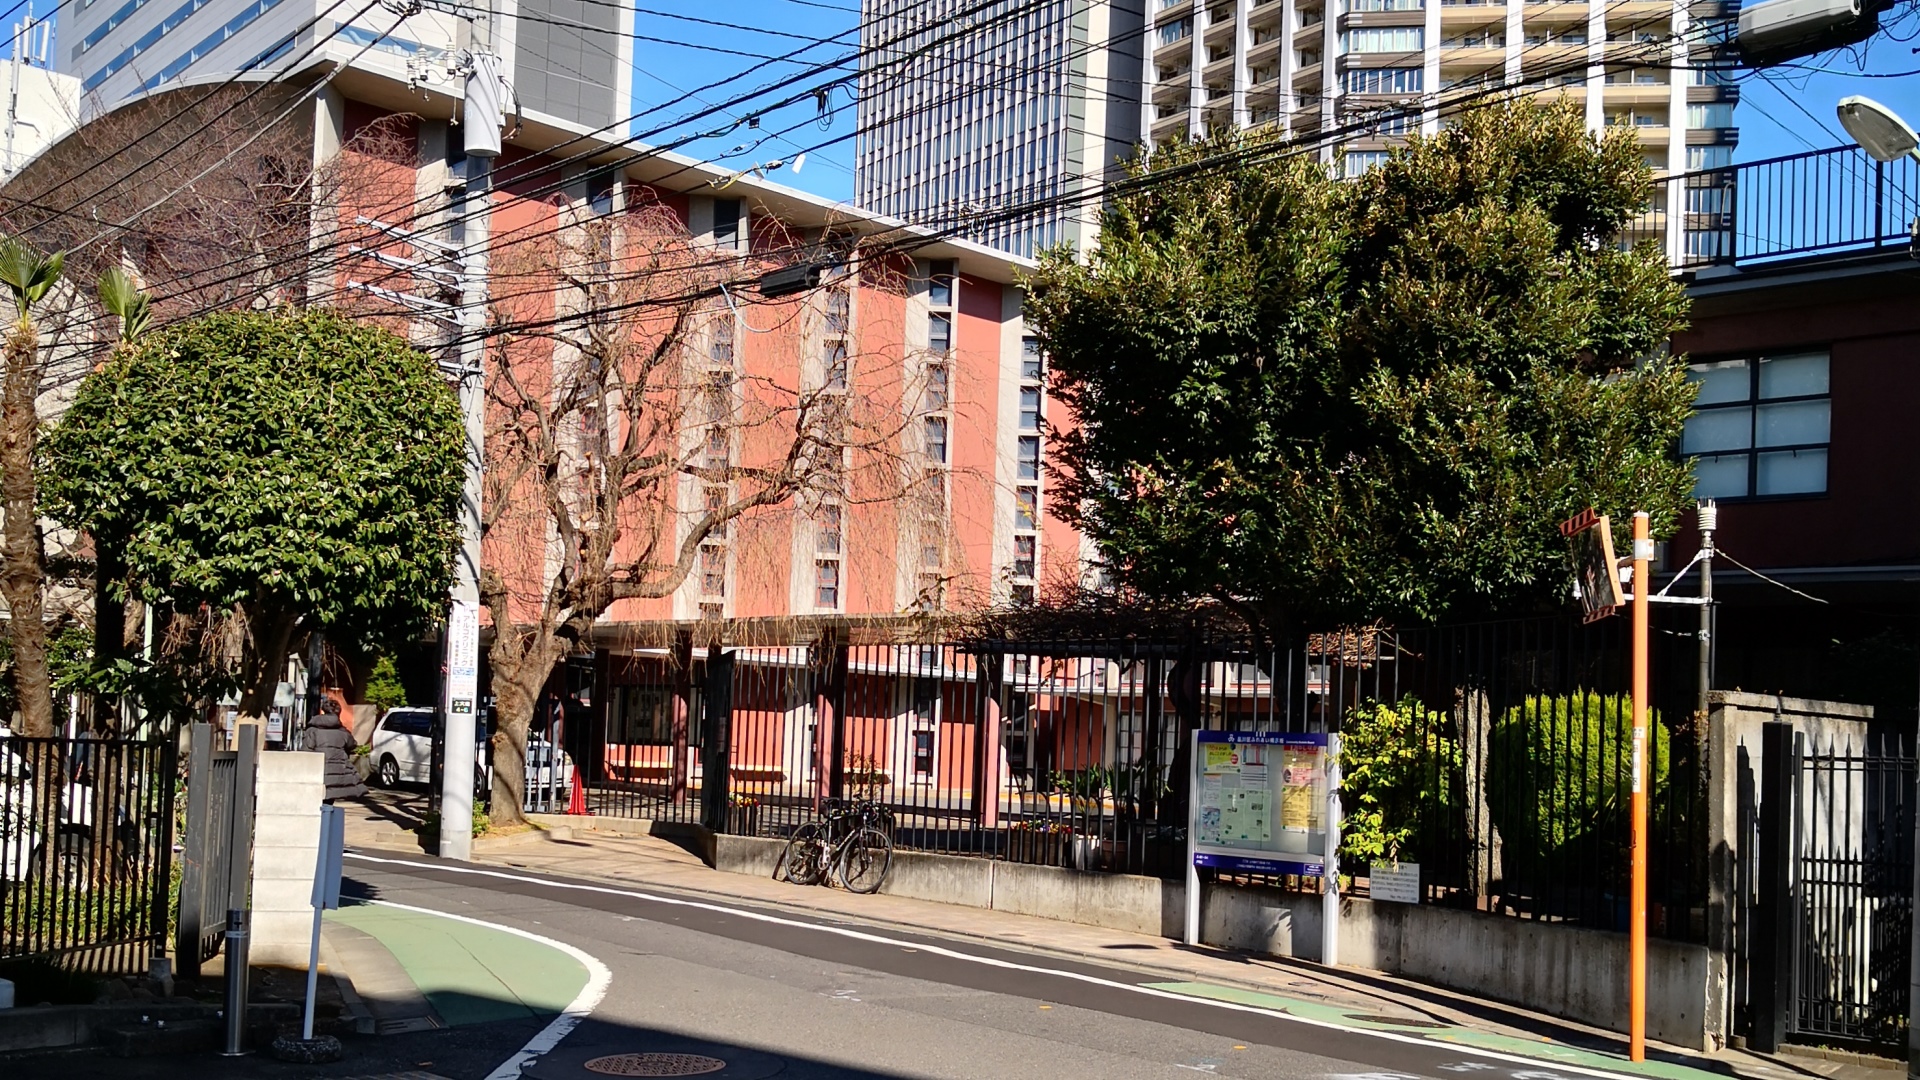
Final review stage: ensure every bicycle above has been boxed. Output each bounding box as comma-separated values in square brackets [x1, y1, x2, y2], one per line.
[775, 796, 894, 894]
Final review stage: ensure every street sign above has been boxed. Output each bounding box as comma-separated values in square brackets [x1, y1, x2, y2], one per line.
[1561, 508, 1623, 623]
[312, 805, 345, 911]
[447, 601, 480, 716]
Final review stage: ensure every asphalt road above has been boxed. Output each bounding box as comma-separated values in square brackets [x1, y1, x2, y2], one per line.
[11, 852, 1667, 1080]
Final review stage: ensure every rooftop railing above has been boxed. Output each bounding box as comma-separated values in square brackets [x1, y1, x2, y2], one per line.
[1632, 144, 1920, 271]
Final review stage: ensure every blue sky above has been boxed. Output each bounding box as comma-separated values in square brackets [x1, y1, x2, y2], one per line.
[16, 0, 1920, 200]
[1731, 17, 1920, 162]
[623, 0, 864, 206]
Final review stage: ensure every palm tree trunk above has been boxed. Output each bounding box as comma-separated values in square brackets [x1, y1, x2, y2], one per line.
[3, 322, 51, 737]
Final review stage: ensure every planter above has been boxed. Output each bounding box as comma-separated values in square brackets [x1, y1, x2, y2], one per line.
[1005, 830, 1073, 867]
[726, 805, 762, 836]
[352, 755, 374, 782]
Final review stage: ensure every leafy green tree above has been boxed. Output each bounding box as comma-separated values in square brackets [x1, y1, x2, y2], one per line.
[363, 654, 408, 712]
[0, 237, 64, 736]
[1024, 101, 1696, 630]
[40, 309, 466, 720]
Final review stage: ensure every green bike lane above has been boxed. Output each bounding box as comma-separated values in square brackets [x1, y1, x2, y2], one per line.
[326, 899, 591, 1027]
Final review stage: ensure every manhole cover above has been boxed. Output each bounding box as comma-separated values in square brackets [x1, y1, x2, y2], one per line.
[582, 1053, 729, 1077]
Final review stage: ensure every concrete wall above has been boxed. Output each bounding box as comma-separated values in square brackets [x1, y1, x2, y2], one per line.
[714, 835, 1716, 1049]
[248, 752, 325, 967]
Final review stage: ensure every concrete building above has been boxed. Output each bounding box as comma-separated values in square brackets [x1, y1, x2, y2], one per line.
[0, 63, 79, 179]
[1140, 0, 1742, 262]
[852, 0, 1145, 259]
[58, 0, 629, 134]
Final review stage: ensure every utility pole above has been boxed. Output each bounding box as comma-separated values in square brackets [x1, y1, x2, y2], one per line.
[1629, 510, 1652, 1062]
[1696, 500, 1715, 718]
[436, 11, 502, 861]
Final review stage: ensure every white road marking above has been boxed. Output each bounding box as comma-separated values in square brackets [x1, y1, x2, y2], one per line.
[356, 896, 613, 1080]
[345, 853, 1667, 1080]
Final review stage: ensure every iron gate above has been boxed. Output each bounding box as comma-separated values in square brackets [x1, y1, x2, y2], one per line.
[1753, 721, 1915, 1053]
[175, 723, 257, 979]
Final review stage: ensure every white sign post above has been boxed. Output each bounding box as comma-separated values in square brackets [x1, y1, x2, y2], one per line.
[440, 600, 481, 860]
[304, 805, 346, 1041]
[1323, 731, 1341, 967]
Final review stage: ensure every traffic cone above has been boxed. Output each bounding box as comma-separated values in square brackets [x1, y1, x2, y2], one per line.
[567, 774, 591, 816]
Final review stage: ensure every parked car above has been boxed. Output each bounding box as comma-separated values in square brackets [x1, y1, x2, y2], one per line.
[0, 730, 119, 886]
[365, 707, 574, 801]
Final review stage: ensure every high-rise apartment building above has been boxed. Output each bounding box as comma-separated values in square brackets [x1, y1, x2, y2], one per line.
[854, 0, 1146, 259]
[1138, 0, 1740, 261]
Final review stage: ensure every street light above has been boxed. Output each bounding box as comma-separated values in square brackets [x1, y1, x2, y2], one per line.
[1836, 95, 1920, 162]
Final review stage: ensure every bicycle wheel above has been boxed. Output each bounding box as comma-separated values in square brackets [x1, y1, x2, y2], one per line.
[835, 826, 892, 894]
[777, 822, 829, 886]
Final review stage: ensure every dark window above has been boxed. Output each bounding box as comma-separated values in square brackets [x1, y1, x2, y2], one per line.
[712, 198, 742, 249]
[928, 312, 952, 354]
[1013, 535, 1035, 579]
[1017, 436, 1040, 481]
[1020, 337, 1044, 381]
[913, 729, 935, 776]
[927, 259, 956, 307]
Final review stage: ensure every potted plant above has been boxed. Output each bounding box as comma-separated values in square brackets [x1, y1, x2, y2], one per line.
[726, 792, 761, 835]
[845, 753, 891, 799]
[1005, 819, 1074, 866]
[350, 742, 373, 782]
[1049, 767, 1113, 816]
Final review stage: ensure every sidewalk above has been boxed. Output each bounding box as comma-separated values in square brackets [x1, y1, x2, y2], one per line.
[340, 797, 1893, 1080]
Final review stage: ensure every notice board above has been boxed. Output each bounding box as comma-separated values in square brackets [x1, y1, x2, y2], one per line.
[1190, 730, 1329, 877]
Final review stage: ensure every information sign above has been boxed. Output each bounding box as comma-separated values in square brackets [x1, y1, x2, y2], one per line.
[1190, 730, 1329, 877]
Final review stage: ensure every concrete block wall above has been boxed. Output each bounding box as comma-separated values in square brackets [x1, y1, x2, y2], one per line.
[714, 834, 1718, 1049]
[248, 751, 325, 967]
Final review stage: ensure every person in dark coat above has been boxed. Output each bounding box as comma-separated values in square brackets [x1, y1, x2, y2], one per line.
[307, 706, 366, 802]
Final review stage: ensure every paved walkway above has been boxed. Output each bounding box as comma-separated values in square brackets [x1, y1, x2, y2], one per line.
[338, 796, 1892, 1080]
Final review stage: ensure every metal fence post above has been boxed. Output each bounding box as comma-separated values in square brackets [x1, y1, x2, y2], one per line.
[1752, 720, 1796, 1052]
[701, 645, 734, 832]
[176, 723, 213, 980]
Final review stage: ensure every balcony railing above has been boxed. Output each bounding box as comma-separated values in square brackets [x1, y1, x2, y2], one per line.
[1633, 145, 1920, 271]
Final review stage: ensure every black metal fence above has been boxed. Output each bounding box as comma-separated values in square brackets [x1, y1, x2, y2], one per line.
[1753, 725, 1915, 1053]
[1309, 611, 1707, 941]
[565, 610, 1708, 939]
[0, 734, 178, 975]
[1632, 145, 1920, 270]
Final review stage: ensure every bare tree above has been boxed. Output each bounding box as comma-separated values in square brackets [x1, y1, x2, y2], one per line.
[467, 197, 908, 825]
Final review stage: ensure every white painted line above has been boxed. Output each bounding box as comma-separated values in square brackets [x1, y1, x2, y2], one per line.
[357, 896, 612, 1080]
[345, 853, 1662, 1080]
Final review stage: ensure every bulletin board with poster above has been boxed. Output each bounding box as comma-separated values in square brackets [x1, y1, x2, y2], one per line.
[1188, 730, 1330, 877]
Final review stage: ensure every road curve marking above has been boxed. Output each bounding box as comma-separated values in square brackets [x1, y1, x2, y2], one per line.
[359, 896, 612, 1080]
[345, 853, 1679, 1080]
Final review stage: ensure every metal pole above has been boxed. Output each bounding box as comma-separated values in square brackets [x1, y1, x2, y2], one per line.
[220, 909, 251, 1056]
[1184, 728, 1200, 947]
[438, 15, 500, 860]
[1629, 511, 1651, 1061]
[302, 904, 322, 1041]
[1322, 730, 1342, 968]
[1697, 500, 1715, 718]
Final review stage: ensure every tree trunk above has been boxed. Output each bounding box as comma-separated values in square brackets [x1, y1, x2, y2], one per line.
[91, 540, 126, 734]
[484, 623, 575, 829]
[235, 607, 298, 722]
[2, 323, 51, 737]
